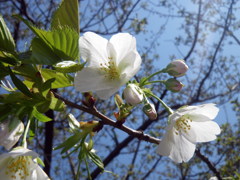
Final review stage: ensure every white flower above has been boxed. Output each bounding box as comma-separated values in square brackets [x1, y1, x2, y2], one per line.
[0, 147, 50, 180]
[0, 120, 24, 150]
[74, 32, 142, 100]
[123, 84, 143, 106]
[157, 103, 221, 163]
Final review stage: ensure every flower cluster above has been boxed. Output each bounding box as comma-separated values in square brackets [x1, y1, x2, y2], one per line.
[73, 32, 221, 164]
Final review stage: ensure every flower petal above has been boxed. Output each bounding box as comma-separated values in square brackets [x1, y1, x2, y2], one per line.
[74, 67, 115, 92]
[157, 128, 196, 163]
[9, 147, 39, 159]
[108, 33, 137, 66]
[177, 104, 219, 120]
[119, 51, 141, 80]
[95, 87, 121, 100]
[80, 32, 108, 66]
[183, 121, 221, 143]
[0, 120, 24, 150]
[28, 165, 50, 180]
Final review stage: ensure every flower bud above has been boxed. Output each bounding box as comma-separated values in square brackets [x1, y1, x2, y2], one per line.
[123, 84, 143, 106]
[82, 92, 96, 107]
[165, 60, 188, 77]
[143, 103, 157, 120]
[80, 121, 99, 133]
[164, 78, 184, 92]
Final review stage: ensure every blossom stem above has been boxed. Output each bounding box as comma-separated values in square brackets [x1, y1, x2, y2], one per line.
[144, 80, 166, 85]
[22, 119, 31, 148]
[145, 92, 173, 115]
[140, 69, 165, 86]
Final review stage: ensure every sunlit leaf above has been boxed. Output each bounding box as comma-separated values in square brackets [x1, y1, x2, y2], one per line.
[32, 107, 52, 122]
[0, 15, 15, 52]
[54, 132, 84, 153]
[49, 96, 65, 111]
[41, 69, 73, 88]
[51, 0, 79, 33]
[88, 151, 104, 171]
[9, 67, 34, 98]
[14, 15, 79, 64]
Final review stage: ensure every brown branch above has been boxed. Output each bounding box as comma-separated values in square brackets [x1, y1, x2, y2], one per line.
[195, 149, 222, 180]
[53, 92, 222, 179]
[124, 140, 141, 180]
[183, 0, 202, 62]
[52, 91, 161, 145]
[194, 0, 234, 101]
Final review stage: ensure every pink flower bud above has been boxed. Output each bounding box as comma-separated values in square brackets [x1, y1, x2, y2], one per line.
[165, 78, 184, 92]
[123, 84, 143, 106]
[165, 60, 188, 77]
[143, 103, 157, 120]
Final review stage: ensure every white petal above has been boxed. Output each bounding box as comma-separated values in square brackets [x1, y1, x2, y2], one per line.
[119, 51, 141, 80]
[0, 121, 24, 150]
[184, 121, 221, 143]
[177, 104, 219, 120]
[108, 33, 137, 66]
[79, 32, 108, 66]
[157, 129, 174, 157]
[74, 67, 115, 92]
[157, 128, 196, 163]
[0, 166, 10, 180]
[8, 147, 39, 159]
[29, 165, 50, 180]
[95, 87, 121, 100]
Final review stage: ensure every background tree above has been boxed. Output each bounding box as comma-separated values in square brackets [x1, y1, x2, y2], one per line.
[0, 0, 239, 179]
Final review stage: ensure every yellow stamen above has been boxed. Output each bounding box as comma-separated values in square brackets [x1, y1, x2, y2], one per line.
[99, 57, 120, 80]
[174, 115, 192, 135]
[5, 156, 31, 179]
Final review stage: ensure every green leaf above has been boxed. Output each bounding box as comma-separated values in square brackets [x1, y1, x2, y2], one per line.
[0, 62, 9, 78]
[13, 64, 37, 79]
[54, 132, 84, 153]
[8, 67, 33, 98]
[14, 15, 79, 64]
[0, 15, 15, 52]
[30, 37, 61, 65]
[54, 61, 86, 73]
[0, 104, 12, 123]
[49, 96, 65, 111]
[88, 151, 104, 171]
[51, 0, 79, 33]
[0, 51, 18, 65]
[36, 157, 45, 167]
[39, 78, 55, 98]
[32, 107, 52, 122]
[41, 69, 73, 88]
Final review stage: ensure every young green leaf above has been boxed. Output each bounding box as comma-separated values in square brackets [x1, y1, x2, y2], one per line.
[49, 96, 65, 111]
[88, 151, 104, 171]
[32, 107, 52, 122]
[51, 0, 79, 33]
[54, 132, 84, 153]
[0, 15, 15, 52]
[14, 15, 79, 63]
[41, 69, 73, 88]
[30, 37, 61, 65]
[8, 67, 33, 98]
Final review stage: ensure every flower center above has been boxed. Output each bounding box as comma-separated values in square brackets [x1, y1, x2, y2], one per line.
[5, 156, 31, 179]
[174, 115, 192, 135]
[99, 57, 120, 80]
